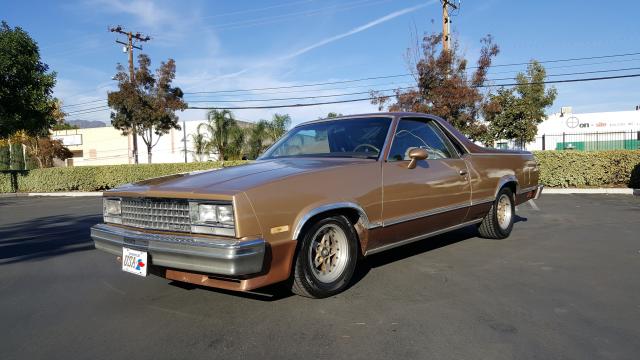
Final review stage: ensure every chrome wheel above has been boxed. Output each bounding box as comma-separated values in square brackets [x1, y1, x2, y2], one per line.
[307, 223, 349, 283]
[497, 193, 513, 230]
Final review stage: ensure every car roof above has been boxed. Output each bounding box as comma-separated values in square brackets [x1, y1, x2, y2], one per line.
[296, 112, 441, 127]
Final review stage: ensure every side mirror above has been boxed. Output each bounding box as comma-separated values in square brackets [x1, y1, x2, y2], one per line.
[407, 148, 428, 169]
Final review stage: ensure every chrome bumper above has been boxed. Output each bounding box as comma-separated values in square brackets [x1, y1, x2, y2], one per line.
[91, 223, 265, 276]
[534, 185, 544, 200]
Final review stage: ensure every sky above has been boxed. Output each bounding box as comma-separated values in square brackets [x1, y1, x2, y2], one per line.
[3, 0, 640, 127]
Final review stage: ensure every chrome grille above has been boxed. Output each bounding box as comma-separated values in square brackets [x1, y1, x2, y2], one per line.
[121, 198, 191, 232]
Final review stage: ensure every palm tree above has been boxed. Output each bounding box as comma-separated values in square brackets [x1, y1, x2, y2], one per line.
[189, 129, 208, 162]
[198, 109, 239, 161]
[226, 125, 246, 160]
[246, 120, 269, 159]
[266, 113, 291, 143]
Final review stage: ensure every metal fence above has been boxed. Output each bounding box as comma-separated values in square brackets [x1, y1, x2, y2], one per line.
[536, 130, 640, 151]
[496, 130, 640, 151]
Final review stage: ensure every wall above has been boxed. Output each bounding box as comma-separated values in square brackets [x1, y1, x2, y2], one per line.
[51, 119, 248, 166]
[514, 110, 640, 151]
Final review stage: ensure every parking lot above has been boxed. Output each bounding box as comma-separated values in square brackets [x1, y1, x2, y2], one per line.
[1, 194, 639, 359]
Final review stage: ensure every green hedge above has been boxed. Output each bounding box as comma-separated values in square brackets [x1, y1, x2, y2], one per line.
[534, 150, 640, 188]
[10, 143, 24, 170]
[0, 146, 9, 170]
[2, 151, 640, 193]
[0, 161, 248, 193]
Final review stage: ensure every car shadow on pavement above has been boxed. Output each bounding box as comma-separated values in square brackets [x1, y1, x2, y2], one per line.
[350, 217, 527, 286]
[168, 280, 294, 302]
[0, 214, 101, 265]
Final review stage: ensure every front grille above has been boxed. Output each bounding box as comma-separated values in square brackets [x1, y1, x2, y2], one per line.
[121, 198, 191, 232]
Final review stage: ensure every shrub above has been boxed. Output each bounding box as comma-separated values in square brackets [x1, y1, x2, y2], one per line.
[9, 143, 24, 170]
[533, 150, 640, 188]
[0, 161, 248, 193]
[0, 145, 9, 170]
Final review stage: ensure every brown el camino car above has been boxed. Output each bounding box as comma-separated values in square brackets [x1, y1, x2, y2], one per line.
[92, 112, 542, 298]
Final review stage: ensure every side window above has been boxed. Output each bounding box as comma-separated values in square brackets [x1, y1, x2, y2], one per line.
[388, 119, 453, 161]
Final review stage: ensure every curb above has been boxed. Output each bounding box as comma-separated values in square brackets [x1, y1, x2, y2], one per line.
[0, 192, 103, 197]
[544, 188, 638, 195]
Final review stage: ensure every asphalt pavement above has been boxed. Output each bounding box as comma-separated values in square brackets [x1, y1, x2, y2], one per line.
[1, 194, 639, 360]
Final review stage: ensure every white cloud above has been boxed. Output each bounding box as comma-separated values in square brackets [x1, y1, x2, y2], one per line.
[94, 0, 177, 29]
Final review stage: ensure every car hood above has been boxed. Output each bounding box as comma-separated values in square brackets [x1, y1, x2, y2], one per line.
[106, 158, 374, 197]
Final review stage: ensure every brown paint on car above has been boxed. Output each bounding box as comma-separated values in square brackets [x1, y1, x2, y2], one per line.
[95, 112, 541, 292]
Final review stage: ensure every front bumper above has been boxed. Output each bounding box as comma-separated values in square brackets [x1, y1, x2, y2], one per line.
[91, 223, 265, 276]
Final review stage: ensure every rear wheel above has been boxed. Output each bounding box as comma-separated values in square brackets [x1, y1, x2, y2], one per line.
[291, 215, 358, 298]
[478, 187, 515, 239]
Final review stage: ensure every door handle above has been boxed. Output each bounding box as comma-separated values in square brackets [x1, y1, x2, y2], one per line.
[459, 169, 468, 176]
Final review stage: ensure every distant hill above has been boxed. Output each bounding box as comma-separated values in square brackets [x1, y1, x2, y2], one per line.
[67, 120, 107, 128]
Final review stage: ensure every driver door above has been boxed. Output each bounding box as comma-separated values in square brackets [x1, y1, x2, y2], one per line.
[374, 117, 471, 248]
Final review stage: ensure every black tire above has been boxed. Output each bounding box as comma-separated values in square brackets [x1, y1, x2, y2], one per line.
[478, 187, 515, 239]
[291, 215, 358, 298]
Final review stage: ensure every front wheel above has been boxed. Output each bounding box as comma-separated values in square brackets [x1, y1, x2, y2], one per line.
[478, 187, 515, 239]
[291, 215, 358, 298]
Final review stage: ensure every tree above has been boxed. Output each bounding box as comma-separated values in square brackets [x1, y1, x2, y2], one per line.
[226, 125, 246, 160]
[199, 109, 241, 162]
[50, 99, 78, 130]
[189, 129, 209, 162]
[246, 120, 269, 160]
[266, 113, 291, 143]
[0, 21, 57, 138]
[108, 54, 187, 164]
[0, 142, 9, 170]
[25, 137, 72, 168]
[371, 33, 499, 142]
[8, 130, 71, 168]
[483, 61, 557, 147]
[9, 143, 24, 170]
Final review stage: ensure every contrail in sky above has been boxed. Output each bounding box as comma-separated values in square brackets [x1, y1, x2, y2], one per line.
[280, 1, 436, 61]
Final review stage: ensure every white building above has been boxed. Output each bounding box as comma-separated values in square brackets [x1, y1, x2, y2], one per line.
[52, 119, 254, 166]
[497, 108, 640, 151]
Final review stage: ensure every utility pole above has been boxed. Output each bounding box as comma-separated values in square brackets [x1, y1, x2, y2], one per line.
[441, 0, 458, 52]
[183, 121, 188, 163]
[108, 25, 151, 164]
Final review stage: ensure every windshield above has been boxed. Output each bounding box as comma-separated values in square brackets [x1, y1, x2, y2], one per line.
[259, 117, 392, 160]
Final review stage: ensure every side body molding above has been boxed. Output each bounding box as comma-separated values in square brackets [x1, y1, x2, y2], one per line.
[495, 174, 518, 197]
[292, 202, 373, 240]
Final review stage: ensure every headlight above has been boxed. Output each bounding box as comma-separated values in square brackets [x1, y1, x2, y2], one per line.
[189, 202, 235, 236]
[103, 198, 122, 224]
[216, 205, 234, 226]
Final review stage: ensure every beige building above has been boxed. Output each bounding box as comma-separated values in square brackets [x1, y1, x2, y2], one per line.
[52, 119, 255, 166]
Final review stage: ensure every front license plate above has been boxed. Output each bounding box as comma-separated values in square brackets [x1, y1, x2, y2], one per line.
[122, 247, 148, 277]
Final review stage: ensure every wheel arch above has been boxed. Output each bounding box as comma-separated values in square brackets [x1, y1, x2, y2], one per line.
[292, 202, 370, 255]
[495, 175, 518, 198]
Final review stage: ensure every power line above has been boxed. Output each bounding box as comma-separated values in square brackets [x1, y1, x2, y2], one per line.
[488, 66, 640, 82]
[62, 56, 640, 108]
[183, 67, 640, 104]
[488, 51, 640, 68]
[187, 86, 414, 104]
[63, 99, 108, 108]
[186, 73, 640, 110]
[64, 66, 640, 114]
[183, 73, 410, 95]
[486, 57, 640, 75]
[183, 51, 640, 94]
[64, 59, 640, 109]
[65, 106, 111, 116]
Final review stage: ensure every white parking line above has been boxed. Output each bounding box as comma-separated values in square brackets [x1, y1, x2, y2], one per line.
[529, 200, 540, 211]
